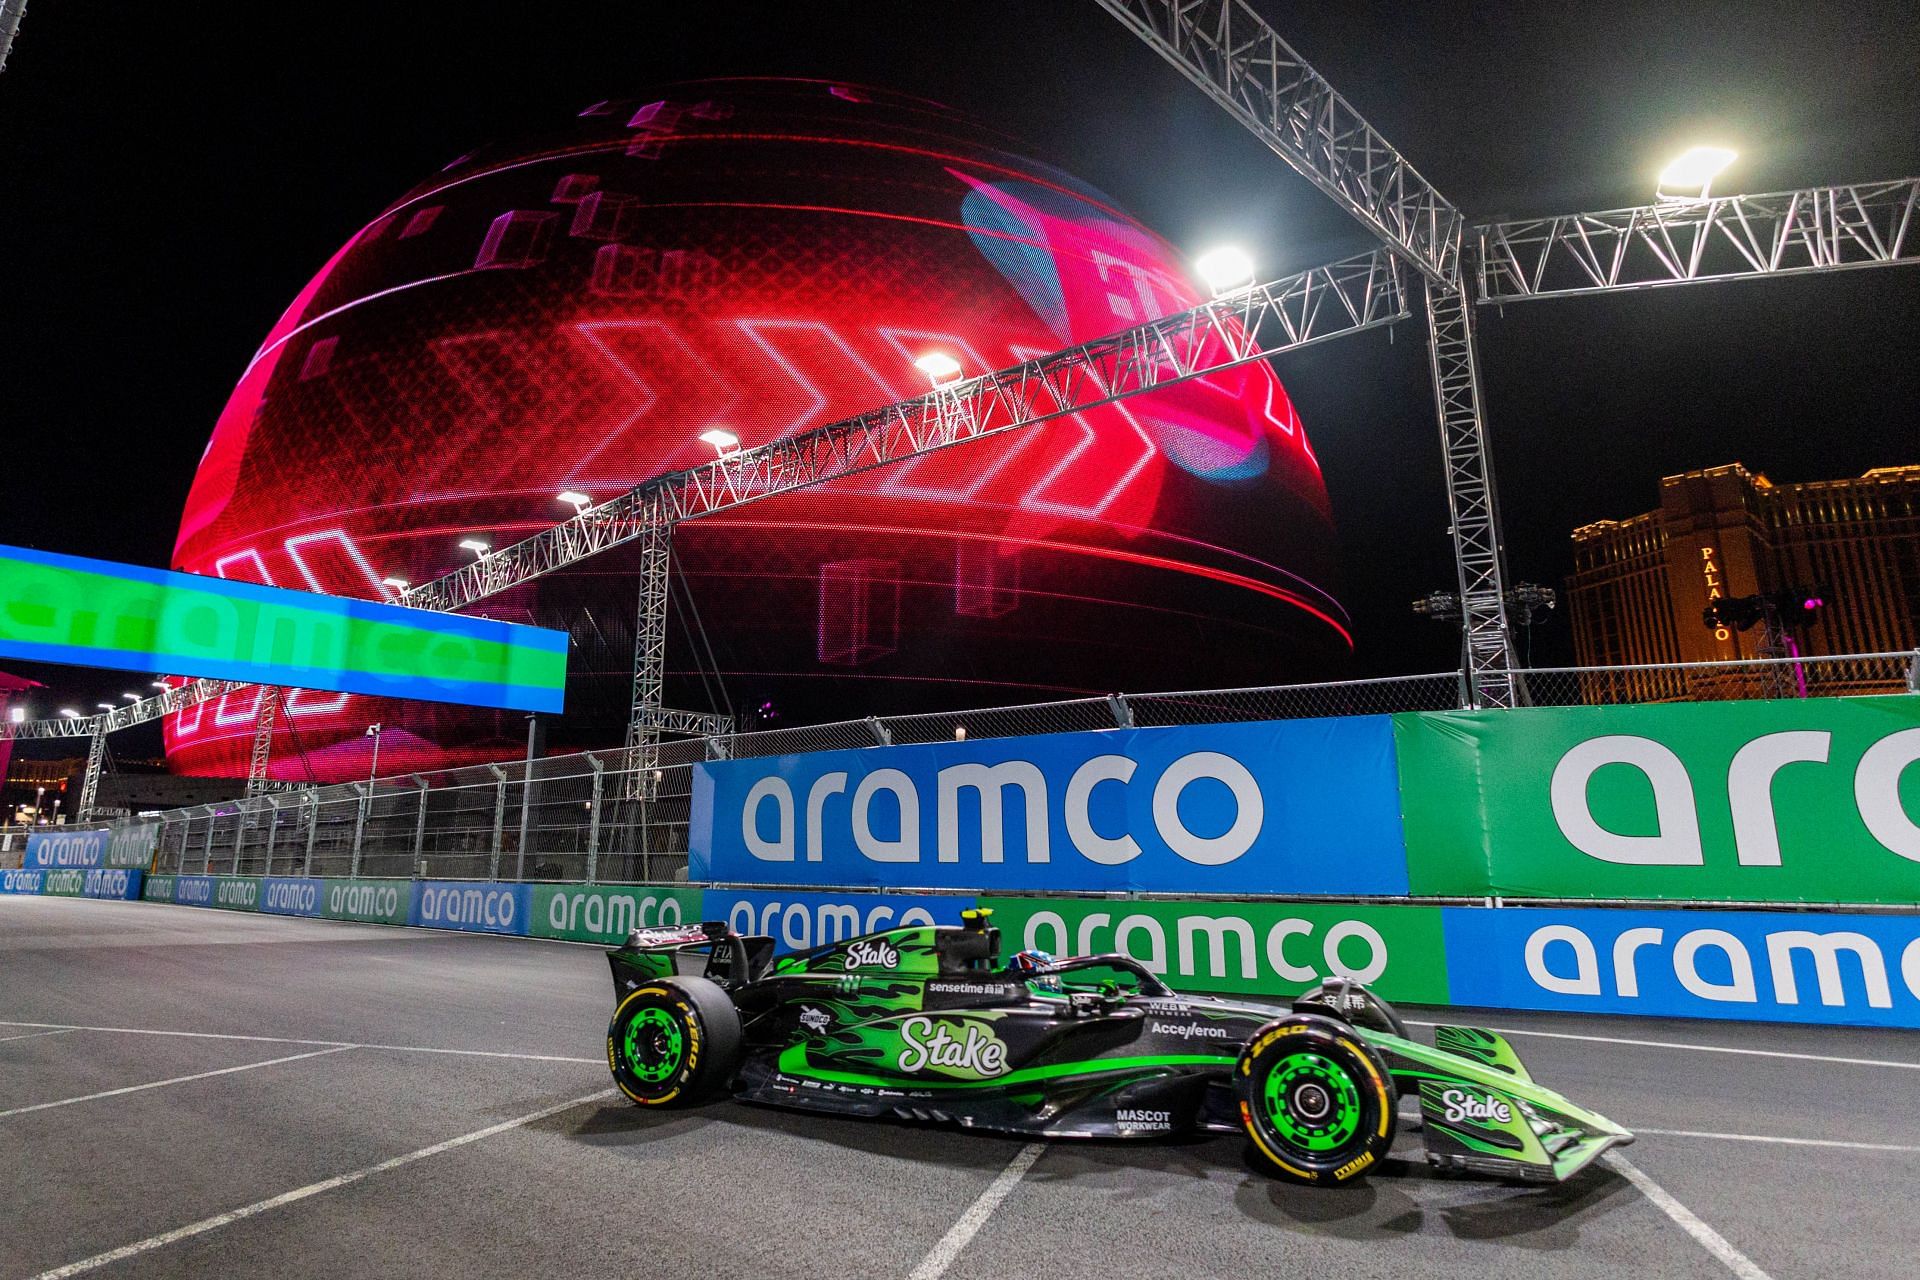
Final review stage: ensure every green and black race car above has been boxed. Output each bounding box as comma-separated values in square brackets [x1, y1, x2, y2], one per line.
[603, 909, 1631, 1185]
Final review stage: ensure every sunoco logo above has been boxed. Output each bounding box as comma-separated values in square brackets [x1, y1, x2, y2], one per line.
[327, 883, 402, 919]
[418, 885, 519, 929]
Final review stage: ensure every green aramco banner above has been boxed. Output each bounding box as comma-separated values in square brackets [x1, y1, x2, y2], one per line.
[1396, 695, 1920, 904]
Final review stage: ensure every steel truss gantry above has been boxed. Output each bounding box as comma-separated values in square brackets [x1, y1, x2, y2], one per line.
[1476, 178, 1920, 303]
[393, 249, 1404, 616]
[1095, 0, 1519, 705]
[0, 1, 27, 75]
[0, 248, 1403, 749]
[1097, 0, 1920, 706]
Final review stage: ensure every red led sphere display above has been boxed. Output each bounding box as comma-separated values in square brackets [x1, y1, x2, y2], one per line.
[169, 80, 1347, 781]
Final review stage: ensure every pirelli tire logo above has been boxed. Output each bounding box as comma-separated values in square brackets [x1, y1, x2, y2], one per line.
[1332, 1150, 1376, 1181]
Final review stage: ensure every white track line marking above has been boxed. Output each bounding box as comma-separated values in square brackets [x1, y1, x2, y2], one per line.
[0, 1021, 599, 1065]
[1406, 1020, 1920, 1072]
[0, 1046, 354, 1119]
[907, 1142, 1045, 1280]
[0, 1028, 77, 1043]
[29, 1088, 616, 1280]
[1635, 1126, 1920, 1154]
[1605, 1152, 1772, 1280]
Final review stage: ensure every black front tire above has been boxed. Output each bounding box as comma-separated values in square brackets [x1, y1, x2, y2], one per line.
[606, 975, 743, 1107]
[1235, 1013, 1397, 1185]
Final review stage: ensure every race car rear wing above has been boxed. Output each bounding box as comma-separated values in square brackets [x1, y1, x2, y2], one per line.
[610, 921, 773, 991]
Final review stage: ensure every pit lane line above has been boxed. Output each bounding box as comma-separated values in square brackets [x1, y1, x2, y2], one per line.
[0, 1020, 601, 1065]
[0, 1028, 77, 1043]
[26, 1089, 618, 1280]
[1404, 1019, 1920, 1071]
[0, 1046, 355, 1119]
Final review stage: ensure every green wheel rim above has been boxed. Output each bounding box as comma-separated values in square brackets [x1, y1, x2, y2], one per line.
[622, 1006, 686, 1085]
[1262, 1051, 1362, 1152]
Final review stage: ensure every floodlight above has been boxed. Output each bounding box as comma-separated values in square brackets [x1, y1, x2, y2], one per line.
[122, 692, 141, 701]
[7, 707, 23, 724]
[699, 427, 741, 454]
[381, 576, 409, 590]
[97, 703, 115, 711]
[913, 352, 963, 385]
[152, 679, 169, 688]
[1195, 246, 1256, 296]
[459, 538, 492, 557]
[1657, 146, 1737, 199]
[556, 489, 593, 512]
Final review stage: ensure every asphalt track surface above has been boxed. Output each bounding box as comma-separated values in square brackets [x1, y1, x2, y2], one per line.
[4, 897, 1917, 1280]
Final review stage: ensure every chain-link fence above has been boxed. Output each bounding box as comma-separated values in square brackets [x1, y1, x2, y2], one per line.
[112, 653, 1918, 882]
[1515, 652, 1919, 708]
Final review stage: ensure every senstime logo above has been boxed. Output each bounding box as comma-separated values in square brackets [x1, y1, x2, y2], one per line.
[896, 1017, 1009, 1078]
[843, 939, 900, 970]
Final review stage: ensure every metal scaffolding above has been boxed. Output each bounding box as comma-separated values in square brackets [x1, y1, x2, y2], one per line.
[1096, 0, 1518, 704]
[1476, 178, 1920, 303]
[1096, 0, 1920, 706]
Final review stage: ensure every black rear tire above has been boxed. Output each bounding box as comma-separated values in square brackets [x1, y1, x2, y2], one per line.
[1236, 1013, 1397, 1185]
[607, 975, 743, 1107]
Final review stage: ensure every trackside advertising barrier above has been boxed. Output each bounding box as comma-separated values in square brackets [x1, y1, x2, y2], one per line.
[322, 878, 412, 925]
[410, 880, 532, 935]
[704, 888, 977, 955]
[1442, 907, 1920, 1029]
[18, 692, 1918, 1030]
[981, 897, 1450, 1006]
[1397, 695, 1920, 903]
[532, 884, 700, 944]
[260, 876, 325, 918]
[23, 867, 145, 899]
[690, 718, 1408, 894]
[23, 826, 156, 870]
[1, 868, 46, 894]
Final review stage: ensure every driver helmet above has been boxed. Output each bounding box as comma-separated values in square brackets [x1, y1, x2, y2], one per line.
[1009, 948, 1062, 993]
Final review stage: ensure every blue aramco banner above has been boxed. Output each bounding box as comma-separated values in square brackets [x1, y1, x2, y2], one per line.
[259, 876, 325, 918]
[1443, 907, 1920, 1029]
[409, 880, 531, 935]
[690, 717, 1408, 893]
[24, 828, 111, 869]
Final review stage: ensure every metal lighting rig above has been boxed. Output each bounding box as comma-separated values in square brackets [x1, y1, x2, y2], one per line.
[5, 248, 1406, 813]
[10, 4, 1918, 812]
[1095, 0, 1918, 708]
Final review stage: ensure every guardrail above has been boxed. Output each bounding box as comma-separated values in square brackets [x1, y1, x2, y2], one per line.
[50, 652, 1920, 886]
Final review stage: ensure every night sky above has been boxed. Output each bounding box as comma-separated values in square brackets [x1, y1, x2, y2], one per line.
[2, 0, 1916, 733]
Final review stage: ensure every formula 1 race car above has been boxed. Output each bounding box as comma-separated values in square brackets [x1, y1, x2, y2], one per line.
[602, 910, 1631, 1185]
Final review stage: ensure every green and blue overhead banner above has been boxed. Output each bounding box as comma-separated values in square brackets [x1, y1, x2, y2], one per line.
[0, 544, 567, 712]
[690, 718, 1408, 894]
